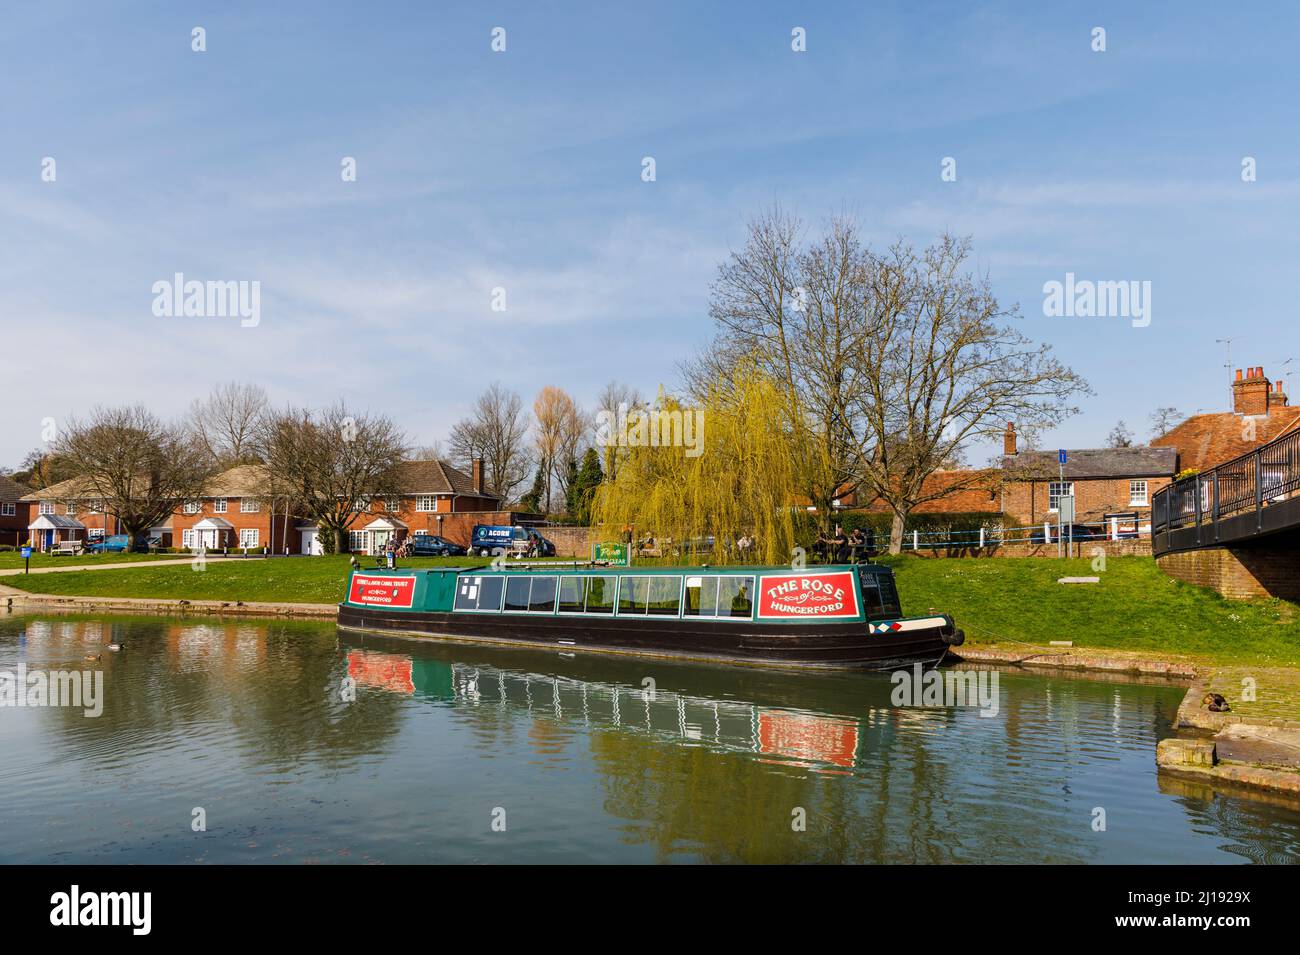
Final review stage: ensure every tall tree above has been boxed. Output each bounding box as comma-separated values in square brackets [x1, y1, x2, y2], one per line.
[256, 403, 408, 555]
[448, 383, 532, 503]
[1107, 420, 1135, 448]
[53, 406, 215, 549]
[842, 235, 1087, 552]
[533, 386, 584, 514]
[567, 447, 604, 524]
[595, 381, 643, 480]
[187, 381, 269, 467]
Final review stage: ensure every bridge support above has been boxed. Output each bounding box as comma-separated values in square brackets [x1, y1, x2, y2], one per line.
[1157, 534, 1300, 601]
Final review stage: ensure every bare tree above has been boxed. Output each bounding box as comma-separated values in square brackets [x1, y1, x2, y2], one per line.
[448, 383, 532, 502]
[1149, 406, 1183, 439]
[188, 381, 269, 466]
[54, 406, 215, 548]
[843, 235, 1088, 552]
[257, 403, 408, 554]
[684, 207, 869, 523]
[1107, 420, 1135, 448]
[594, 381, 643, 480]
[533, 386, 585, 514]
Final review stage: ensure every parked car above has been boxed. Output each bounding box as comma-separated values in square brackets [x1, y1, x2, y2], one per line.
[470, 524, 556, 557]
[406, 534, 467, 557]
[88, 534, 131, 554]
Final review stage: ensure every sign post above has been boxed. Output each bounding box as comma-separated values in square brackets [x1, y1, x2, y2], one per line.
[21, 545, 32, 574]
[1058, 449, 1067, 559]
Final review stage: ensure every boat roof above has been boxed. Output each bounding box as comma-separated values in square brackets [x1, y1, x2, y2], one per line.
[445, 562, 893, 576]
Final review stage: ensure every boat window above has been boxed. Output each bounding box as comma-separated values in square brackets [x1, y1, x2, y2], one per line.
[504, 576, 531, 612]
[454, 576, 482, 610]
[478, 575, 505, 611]
[617, 576, 651, 615]
[876, 573, 902, 618]
[859, 574, 883, 617]
[647, 576, 683, 616]
[528, 576, 557, 613]
[683, 575, 719, 617]
[716, 576, 754, 618]
[558, 577, 585, 612]
[585, 575, 615, 614]
[454, 575, 505, 611]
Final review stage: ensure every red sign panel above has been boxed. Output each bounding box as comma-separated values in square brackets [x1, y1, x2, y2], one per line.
[348, 574, 416, 608]
[756, 571, 859, 619]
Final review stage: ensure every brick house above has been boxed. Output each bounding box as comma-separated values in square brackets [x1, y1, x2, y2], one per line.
[172, 465, 297, 553]
[1000, 423, 1175, 527]
[341, 458, 501, 555]
[1151, 366, 1300, 473]
[19, 477, 132, 551]
[0, 475, 35, 547]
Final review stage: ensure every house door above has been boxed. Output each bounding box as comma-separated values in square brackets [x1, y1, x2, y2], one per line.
[372, 530, 391, 554]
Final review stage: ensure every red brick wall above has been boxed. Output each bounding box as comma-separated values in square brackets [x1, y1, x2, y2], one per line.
[0, 501, 32, 546]
[1157, 541, 1300, 600]
[1002, 476, 1171, 525]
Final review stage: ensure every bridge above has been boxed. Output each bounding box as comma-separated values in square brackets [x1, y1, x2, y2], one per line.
[1152, 426, 1300, 599]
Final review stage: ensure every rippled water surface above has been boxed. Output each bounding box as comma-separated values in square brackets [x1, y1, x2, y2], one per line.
[3, 612, 1299, 864]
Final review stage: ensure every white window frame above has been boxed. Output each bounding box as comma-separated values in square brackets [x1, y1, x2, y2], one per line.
[1129, 480, 1149, 507]
[348, 529, 369, 553]
[39, 502, 54, 515]
[87, 499, 102, 514]
[214, 498, 227, 513]
[182, 529, 195, 549]
[415, 495, 436, 513]
[1048, 481, 1074, 512]
[65, 502, 77, 515]
[240, 498, 260, 513]
[386, 498, 401, 512]
[239, 528, 259, 549]
[1, 503, 14, 517]
[184, 500, 201, 515]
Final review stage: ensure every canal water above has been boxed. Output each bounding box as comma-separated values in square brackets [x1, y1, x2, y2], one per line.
[3, 613, 1299, 864]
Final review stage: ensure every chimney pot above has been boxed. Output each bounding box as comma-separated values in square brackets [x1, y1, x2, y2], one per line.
[1236, 368, 1244, 381]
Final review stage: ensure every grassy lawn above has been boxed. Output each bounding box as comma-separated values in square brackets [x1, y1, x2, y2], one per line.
[3, 555, 532, 604]
[7, 552, 1299, 666]
[0, 551, 191, 570]
[879, 554, 1300, 667]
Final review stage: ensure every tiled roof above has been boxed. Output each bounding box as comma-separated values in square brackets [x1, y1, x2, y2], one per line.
[1151, 407, 1300, 473]
[0, 475, 32, 505]
[394, 459, 494, 497]
[19, 476, 100, 502]
[1002, 446, 1177, 480]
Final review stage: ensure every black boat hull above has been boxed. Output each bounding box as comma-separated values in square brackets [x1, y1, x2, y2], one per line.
[336, 604, 952, 671]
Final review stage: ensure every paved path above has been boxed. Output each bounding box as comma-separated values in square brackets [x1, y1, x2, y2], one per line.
[0, 556, 251, 577]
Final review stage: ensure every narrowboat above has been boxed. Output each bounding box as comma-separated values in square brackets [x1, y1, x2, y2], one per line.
[337, 563, 964, 671]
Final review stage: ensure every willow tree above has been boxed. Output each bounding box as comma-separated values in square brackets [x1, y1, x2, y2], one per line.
[591, 365, 827, 566]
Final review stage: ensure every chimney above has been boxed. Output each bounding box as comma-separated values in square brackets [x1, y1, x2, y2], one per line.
[1003, 422, 1018, 456]
[471, 457, 485, 495]
[1274, 378, 1289, 407]
[1232, 366, 1272, 416]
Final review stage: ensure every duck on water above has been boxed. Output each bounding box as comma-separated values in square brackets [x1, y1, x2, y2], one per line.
[337, 562, 964, 671]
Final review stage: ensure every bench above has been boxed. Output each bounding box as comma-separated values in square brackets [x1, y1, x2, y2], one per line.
[50, 540, 85, 556]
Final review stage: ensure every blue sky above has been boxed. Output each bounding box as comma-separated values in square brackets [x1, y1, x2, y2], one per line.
[3, 1, 1298, 468]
